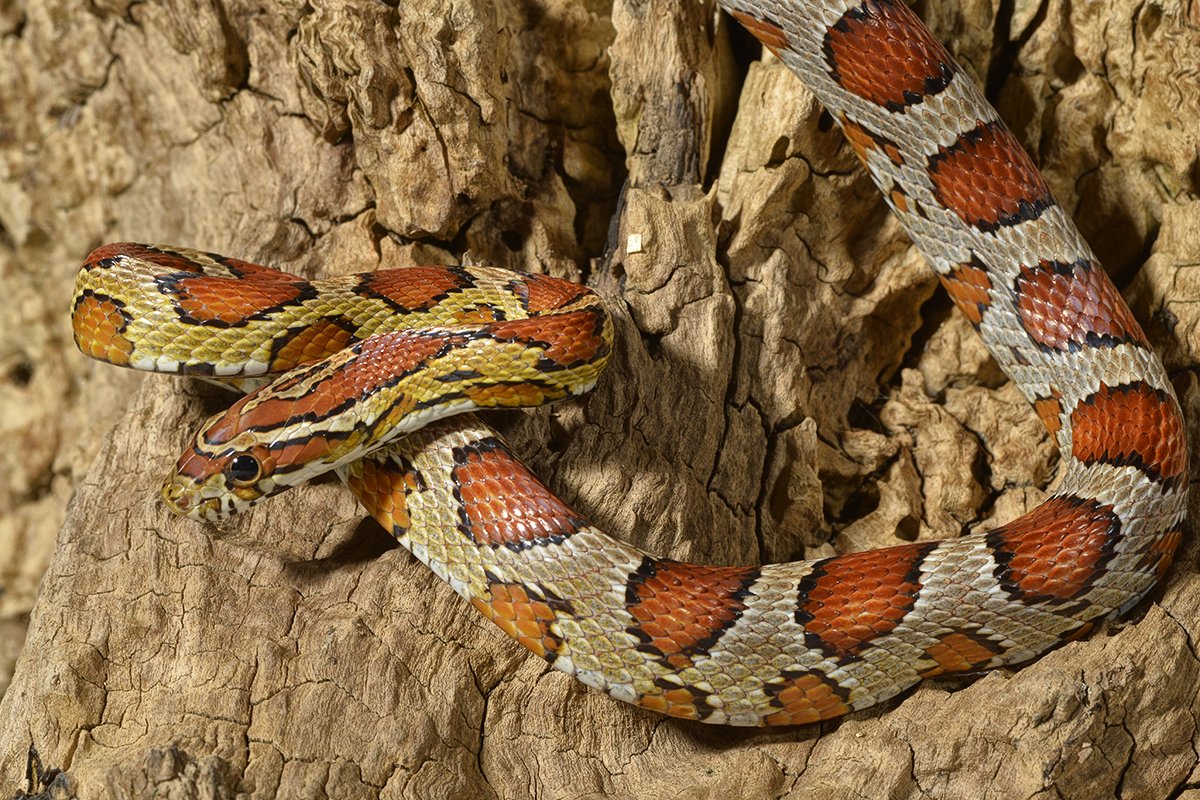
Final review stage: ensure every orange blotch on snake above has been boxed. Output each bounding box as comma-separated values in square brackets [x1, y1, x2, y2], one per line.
[1014, 259, 1150, 352]
[337, 330, 461, 389]
[660, 688, 707, 720]
[1063, 621, 1097, 643]
[518, 273, 594, 314]
[271, 435, 342, 471]
[344, 459, 416, 535]
[487, 309, 609, 368]
[1070, 382, 1186, 482]
[359, 267, 473, 312]
[920, 631, 1003, 675]
[841, 117, 877, 165]
[839, 115, 904, 166]
[823, 0, 954, 111]
[451, 442, 582, 548]
[174, 272, 310, 326]
[462, 383, 559, 409]
[635, 693, 681, 718]
[938, 258, 993, 326]
[232, 331, 457, 437]
[796, 542, 933, 657]
[928, 121, 1054, 231]
[269, 318, 355, 371]
[763, 672, 852, 725]
[85, 242, 205, 274]
[471, 582, 565, 660]
[72, 294, 134, 367]
[625, 560, 759, 670]
[986, 496, 1118, 603]
[729, 10, 790, 57]
[1033, 391, 1064, 438]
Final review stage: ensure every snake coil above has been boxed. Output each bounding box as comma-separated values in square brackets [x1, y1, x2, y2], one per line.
[72, 0, 1186, 725]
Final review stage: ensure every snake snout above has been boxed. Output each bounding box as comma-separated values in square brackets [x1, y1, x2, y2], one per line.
[161, 476, 195, 516]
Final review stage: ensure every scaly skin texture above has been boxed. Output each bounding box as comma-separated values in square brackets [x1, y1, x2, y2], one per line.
[71, 0, 1187, 726]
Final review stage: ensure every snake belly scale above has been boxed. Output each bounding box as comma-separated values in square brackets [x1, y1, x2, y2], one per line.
[71, 0, 1187, 726]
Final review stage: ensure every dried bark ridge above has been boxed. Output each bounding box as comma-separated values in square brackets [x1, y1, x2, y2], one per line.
[0, 0, 1198, 798]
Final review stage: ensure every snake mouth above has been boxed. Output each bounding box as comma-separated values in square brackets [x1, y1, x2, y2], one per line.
[161, 476, 223, 522]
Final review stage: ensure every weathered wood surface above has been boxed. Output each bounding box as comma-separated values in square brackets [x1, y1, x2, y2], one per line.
[1, 1, 1198, 797]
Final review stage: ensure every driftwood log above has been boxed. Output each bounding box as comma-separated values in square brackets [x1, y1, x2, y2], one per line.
[1, 0, 1199, 797]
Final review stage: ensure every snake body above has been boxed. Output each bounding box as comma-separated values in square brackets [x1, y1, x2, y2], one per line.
[71, 0, 1187, 726]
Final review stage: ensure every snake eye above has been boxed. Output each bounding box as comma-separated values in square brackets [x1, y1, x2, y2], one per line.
[226, 454, 262, 487]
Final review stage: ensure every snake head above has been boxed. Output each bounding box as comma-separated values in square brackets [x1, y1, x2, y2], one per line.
[160, 368, 367, 521]
[161, 434, 278, 522]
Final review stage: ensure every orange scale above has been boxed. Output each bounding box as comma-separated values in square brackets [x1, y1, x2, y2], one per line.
[938, 259, 993, 325]
[489, 598, 516, 622]
[1070, 382, 1185, 481]
[986, 497, 1118, 602]
[1014, 260, 1149, 351]
[796, 542, 933, 657]
[360, 268, 472, 312]
[823, 0, 953, 111]
[1144, 529, 1183, 581]
[625, 561, 758, 665]
[346, 461, 413, 534]
[450, 443, 583, 548]
[636, 695, 669, 715]
[923, 632, 1002, 674]
[270, 319, 355, 371]
[764, 673, 851, 725]
[521, 274, 593, 314]
[73, 294, 134, 367]
[928, 122, 1053, 230]
[472, 582, 566, 660]
[728, 10, 789, 57]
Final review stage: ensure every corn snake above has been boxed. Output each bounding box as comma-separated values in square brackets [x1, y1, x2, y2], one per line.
[69, 0, 1187, 726]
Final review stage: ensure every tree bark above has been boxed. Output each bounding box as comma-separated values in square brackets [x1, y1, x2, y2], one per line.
[2, 0, 1198, 798]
